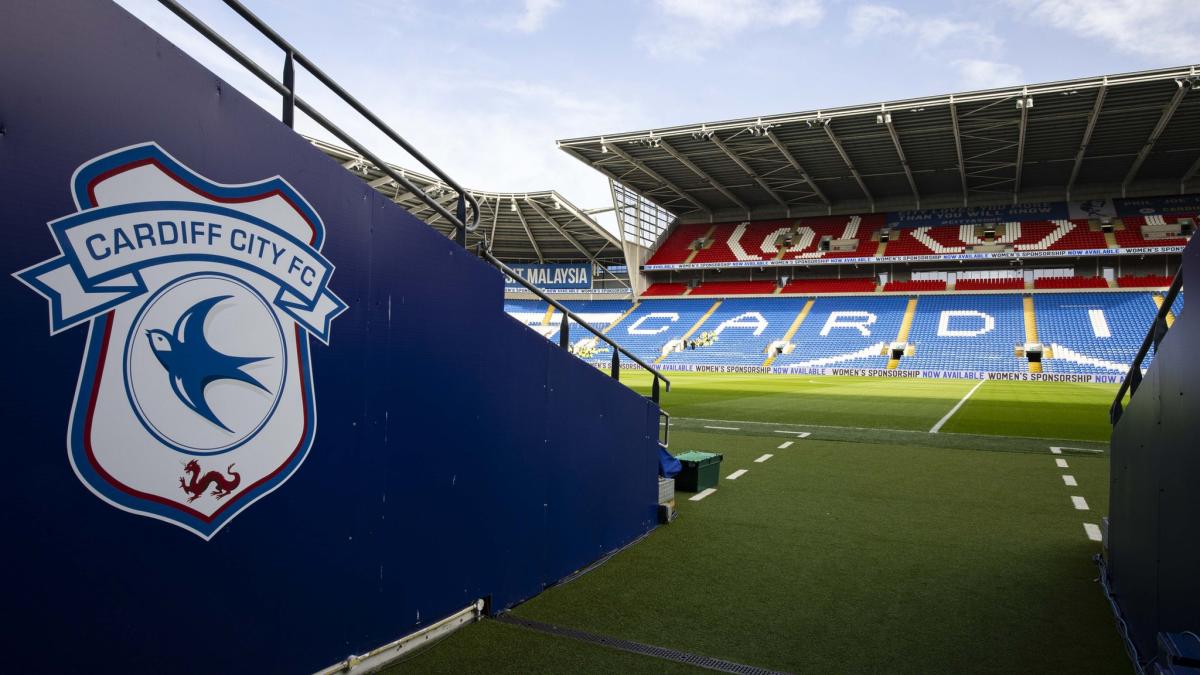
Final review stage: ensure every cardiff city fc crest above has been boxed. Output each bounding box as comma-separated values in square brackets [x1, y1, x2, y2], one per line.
[15, 143, 347, 539]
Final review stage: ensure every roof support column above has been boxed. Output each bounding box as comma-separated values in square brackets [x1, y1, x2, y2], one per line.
[707, 133, 790, 212]
[1065, 83, 1107, 200]
[766, 132, 830, 207]
[880, 107, 919, 207]
[822, 120, 873, 212]
[949, 97, 968, 206]
[658, 139, 751, 215]
[1122, 80, 1191, 196]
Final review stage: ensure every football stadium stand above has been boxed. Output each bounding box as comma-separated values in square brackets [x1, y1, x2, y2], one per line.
[691, 280, 778, 296]
[884, 279, 947, 292]
[1034, 293, 1159, 374]
[895, 294, 1026, 372]
[1118, 274, 1175, 288]
[508, 289, 1187, 377]
[773, 296, 906, 370]
[1033, 276, 1110, 289]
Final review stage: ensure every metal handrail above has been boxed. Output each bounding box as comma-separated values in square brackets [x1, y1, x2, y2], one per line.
[156, 0, 480, 242]
[481, 250, 671, 403]
[1110, 269, 1184, 425]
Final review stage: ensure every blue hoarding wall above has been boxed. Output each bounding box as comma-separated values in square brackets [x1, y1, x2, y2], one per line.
[504, 262, 593, 289]
[1115, 193, 1200, 217]
[885, 201, 1068, 228]
[0, 1, 659, 672]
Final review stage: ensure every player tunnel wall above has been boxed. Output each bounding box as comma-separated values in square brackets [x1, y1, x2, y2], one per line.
[1106, 234, 1199, 661]
[0, 1, 660, 672]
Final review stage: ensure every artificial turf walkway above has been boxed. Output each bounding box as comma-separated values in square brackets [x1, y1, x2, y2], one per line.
[391, 375, 1127, 673]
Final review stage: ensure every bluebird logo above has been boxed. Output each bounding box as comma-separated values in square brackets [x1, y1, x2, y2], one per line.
[14, 143, 347, 539]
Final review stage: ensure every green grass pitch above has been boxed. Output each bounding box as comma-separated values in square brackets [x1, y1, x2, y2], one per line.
[391, 373, 1126, 673]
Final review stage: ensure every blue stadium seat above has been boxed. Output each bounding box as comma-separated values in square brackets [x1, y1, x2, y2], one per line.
[659, 297, 811, 366]
[898, 294, 1025, 372]
[1035, 292, 1157, 374]
[773, 296, 907, 369]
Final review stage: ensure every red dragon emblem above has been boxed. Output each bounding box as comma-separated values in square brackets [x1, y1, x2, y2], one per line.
[180, 460, 241, 502]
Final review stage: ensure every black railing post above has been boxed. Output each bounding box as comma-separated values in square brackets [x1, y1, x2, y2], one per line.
[1152, 315, 1169, 351]
[1129, 367, 1142, 396]
[281, 50, 295, 128]
[652, 376, 660, 403]
[455, 194, 467, 247]
[559, 313, 569, 350]
[611, 350, 620, 381]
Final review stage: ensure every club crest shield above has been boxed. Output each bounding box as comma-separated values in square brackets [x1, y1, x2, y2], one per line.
[15, 143, 347, 539]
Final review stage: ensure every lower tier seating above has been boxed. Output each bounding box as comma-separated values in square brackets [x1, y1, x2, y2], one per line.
[504, 290, 1183, 376]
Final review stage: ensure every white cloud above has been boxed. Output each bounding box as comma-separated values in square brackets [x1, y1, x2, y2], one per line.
[640, 0, 824, 61]
[1012, 0, 1200, 63]
[954, 59, 1025, 89]
[846, 5, 1021, 89]
[847, 4, 1001, 54]
[514, 0, 562, 33]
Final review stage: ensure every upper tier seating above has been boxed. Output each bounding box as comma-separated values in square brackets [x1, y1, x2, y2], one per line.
[955, 278, 1025, 291]
[644, 223, 715, 266]
[652, 215, 880, 266]
[884, 220, 1108, 257]
[1033, 276, 1109, 290]
[884, 279, 947, 292]
[1113, 215, 1192, 249]
[642, 282, 689, 297]
[781, 278, 875, 294]
[690, 280, 778, 296]
[1118, 275, 1173, 288]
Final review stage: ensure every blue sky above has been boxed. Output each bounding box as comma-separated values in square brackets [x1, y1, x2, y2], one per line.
[118, 0, 1199, 212]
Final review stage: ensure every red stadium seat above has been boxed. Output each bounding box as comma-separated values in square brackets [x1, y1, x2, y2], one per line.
[1033, 277, 1109, 289]
[1116, 275, 1174, 288]
[955, 278, 1025, 291]
[883, 279, 947, 292]
[641, 282, 689, 296]
[689, 280, 778, 296]
[780, 278, 876, 294]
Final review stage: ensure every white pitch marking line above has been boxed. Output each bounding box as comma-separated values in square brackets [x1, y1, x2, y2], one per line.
[1051, 445, 1103, 454]
[929, 380, 985, 433]
[773, 431, 811, 437]
[1071, 496, 1090, 511]
[689, 488, 717, 502]
[754, 454, 773, 463]
[704, 425, 740, 431]
[1083, 523, 1103, 542]
[777, 441, 794, 449]
[727, 469, 748, 480]
[1062, 475, 1078, 487]
[1055, 458, 1069, 468]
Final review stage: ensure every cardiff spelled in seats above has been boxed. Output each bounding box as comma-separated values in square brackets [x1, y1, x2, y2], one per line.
[897, 294, 1025, 372]
[773, 296, 908, 370]
[1034, 293, 1160, 374]
[506, 290, 1184, 375]
[659, 297, 813, 366]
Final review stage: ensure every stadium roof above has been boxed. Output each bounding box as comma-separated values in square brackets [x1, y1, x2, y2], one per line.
[558, 65, 1200, 224]
[312, 138, 624, 264]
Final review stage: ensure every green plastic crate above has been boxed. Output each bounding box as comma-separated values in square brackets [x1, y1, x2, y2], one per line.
[674, 451, 723, 492]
